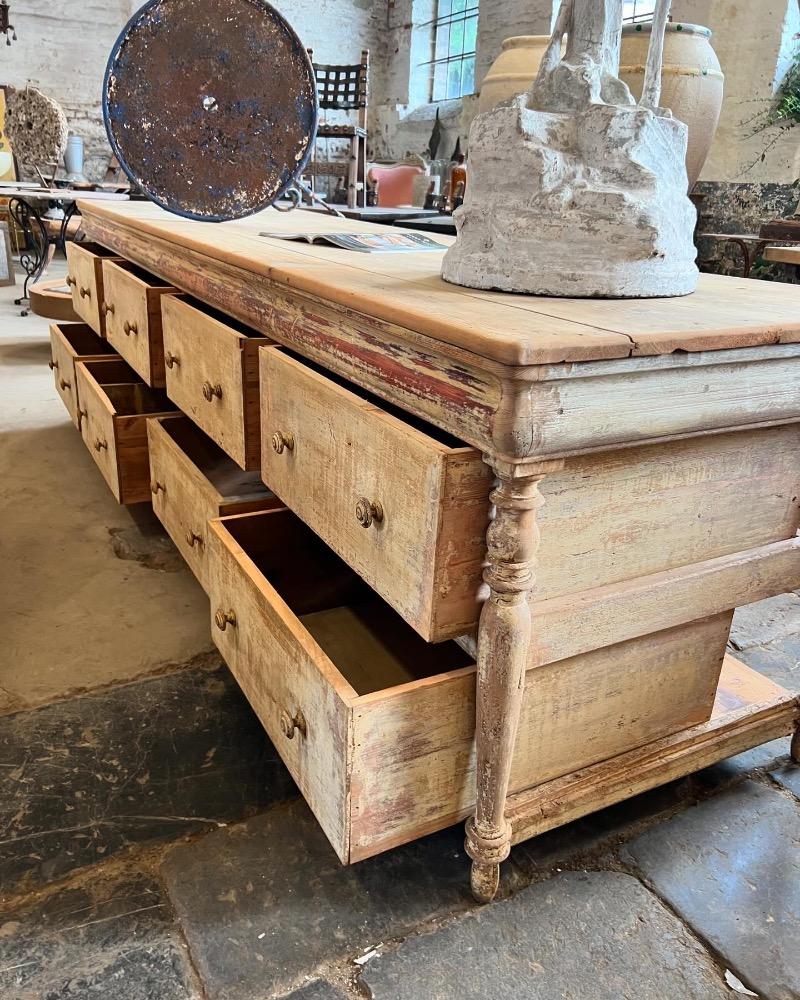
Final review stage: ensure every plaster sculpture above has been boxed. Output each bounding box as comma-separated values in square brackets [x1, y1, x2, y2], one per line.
[442, 0, 699, 299]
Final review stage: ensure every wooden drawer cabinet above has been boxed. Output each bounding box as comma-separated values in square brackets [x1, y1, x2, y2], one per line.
[208, 508, 730, 863]
[49, 322, 117, 427]
[102, 260, 177, 387]
[260, 348, 493, 642]
[75, 359, 177, 504]
[161, 296, 271, 470]
[148, 416, 280, 590]
[64, 242, 123, 336]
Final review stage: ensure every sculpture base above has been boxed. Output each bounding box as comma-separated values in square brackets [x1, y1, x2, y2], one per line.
[442, 98, 699, 299]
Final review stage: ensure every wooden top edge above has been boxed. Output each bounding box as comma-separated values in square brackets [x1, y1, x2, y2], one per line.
[79, 201, 800, 368]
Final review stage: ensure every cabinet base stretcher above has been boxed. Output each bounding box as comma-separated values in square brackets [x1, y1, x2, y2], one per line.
[477, 656, 798, 897]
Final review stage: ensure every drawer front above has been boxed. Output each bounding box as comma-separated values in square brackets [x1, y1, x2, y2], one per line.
[65, 243, 120, 335]
[260, 348, 490, 641]
[49, 323, 115, 427]
[148, 419, 223, 589]
[162, 296, 269, 469]
[76, 362, 122, 501]
[103, 261, 176, 386]
[207, 512, 352, 859]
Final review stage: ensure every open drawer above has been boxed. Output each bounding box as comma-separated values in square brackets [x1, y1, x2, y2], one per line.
[102, 259, 177, 387]
[64, 242, 123, 336]
[49, 322, 117, 427]
[148, 415, 281, 590]
[208, 508, 731, 864]
[75, 358, 177, 504]
[161, 295, 271, 470]
[260, 347, 493, 642]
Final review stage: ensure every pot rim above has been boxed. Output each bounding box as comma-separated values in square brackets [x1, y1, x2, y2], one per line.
[622, 22, 712, 37]
[500, 35, 551, 49]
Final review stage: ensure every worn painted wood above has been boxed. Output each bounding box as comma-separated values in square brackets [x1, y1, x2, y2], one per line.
[102, 259, 177, 387]
[65, 242, 123, 336]
[49, 322, 116, 427]
[161, 295, 271, 470]
[261, 347, 493, 641]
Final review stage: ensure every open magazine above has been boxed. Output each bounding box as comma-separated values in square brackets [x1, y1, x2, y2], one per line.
[258, 231, 446, 253]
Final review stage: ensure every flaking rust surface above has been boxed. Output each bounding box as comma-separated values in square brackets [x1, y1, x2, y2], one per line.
[104, 0, 317, 221]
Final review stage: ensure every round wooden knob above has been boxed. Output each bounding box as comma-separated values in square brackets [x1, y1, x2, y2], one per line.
[214, 609, 237, 632]
[48, 359, 57, 370]
[59, 378, 71, 390]
[102, 302, 115, 317]
[123, 320, 138, 336]
[280, 708, 307, 740]
[150, 480, 165, 495]
[271, 431, 294, 454]
[186, 530, 204, 549]
[202, 381, 223, 401]
[355, 497, 384, 528]
[66, 276, 76, 287]
[79, 286, 91, 299]
[165, 353, 180, 369]
[94, 438, 108, 451]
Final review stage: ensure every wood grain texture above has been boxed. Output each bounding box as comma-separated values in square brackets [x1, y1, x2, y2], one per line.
[65, 242, 123, 336]
[78, 200, 800, 366]
[260, 347, 492, 641]
[49, 322, 116, 427]
[161, 295, 271, 470]
[506, 656, 799, 844]
[102, 260, 177, 387]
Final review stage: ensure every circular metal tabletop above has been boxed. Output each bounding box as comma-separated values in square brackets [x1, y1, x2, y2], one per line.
[103, 0, 318, 222]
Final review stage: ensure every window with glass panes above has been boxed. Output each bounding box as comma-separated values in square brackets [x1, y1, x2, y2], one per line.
[429, 1, 479, 102]
[623, 0, 656, 22]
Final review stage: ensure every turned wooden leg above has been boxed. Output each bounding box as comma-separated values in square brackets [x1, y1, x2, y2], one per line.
[465, 466, 551, 903]
[791, 721, 799, 764]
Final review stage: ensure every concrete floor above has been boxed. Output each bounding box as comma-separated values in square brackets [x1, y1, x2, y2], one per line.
[0, 259, 211, 712]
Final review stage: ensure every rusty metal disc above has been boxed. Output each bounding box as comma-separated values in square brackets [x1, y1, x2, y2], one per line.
[103, 0, 318, 222]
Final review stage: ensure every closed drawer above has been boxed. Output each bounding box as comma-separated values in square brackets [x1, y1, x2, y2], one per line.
[102, 260, 177, 387]
[161, 296, 271, 470]
[49, 322, 117, 427]
[65, 242, 123, 335]
[148, 415, 280, 590]
[208, 509, 730, 864]
[260, 348, 492, 642]
[76, 358, 177, 504]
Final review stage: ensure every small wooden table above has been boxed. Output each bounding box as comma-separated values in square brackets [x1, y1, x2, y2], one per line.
[76, 201, 800, 901]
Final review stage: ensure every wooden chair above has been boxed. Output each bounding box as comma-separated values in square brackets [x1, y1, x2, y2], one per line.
[306, 49, 369, 210]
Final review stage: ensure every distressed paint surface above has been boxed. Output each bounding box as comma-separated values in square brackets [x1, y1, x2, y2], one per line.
[104, 0, 317, 221]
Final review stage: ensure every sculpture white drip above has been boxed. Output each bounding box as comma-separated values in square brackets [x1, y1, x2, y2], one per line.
[441, 0, 699, 298]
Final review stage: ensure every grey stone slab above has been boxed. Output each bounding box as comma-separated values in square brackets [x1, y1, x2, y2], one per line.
[161, 799, 476, 999]
[730, 593, 800, 650]
[623, 780, 800, 1000]
[0, 868, 199, 1000]
[0, 665, 296, 892]
[770, 759, 800, 798]
[735, 634, 800, 692]
[360, 871, 731, 1000]
[283, 981, 347, 999]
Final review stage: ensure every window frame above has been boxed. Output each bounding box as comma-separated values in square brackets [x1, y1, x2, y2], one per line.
[424, 0, 480, 104]
[622, 0, 657, 23]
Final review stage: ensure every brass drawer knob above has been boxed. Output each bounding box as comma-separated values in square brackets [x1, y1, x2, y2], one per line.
[79, 286, 91, 299]
[356, 497, 384, 528]
[280, 708, 307, 740]
[48, 359, 57, 370]
[102, 302, 115, 317]
[165, 353, 180, 369]
[59, 378, 71, 391]
[214, 609, 237, 632]
[150, 480, 166, 495]
[186, 530, 204, 549]
[271, 431, 294, 454]
[94, 438, 108, 451]
[123, 320, 138, 336]
[77, 408, 87, 431]
[66, 276, 76, 287]
[202, 381, 222, 401]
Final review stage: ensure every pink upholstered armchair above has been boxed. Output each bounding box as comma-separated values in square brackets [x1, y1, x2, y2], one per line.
[367, 163, 424, 208]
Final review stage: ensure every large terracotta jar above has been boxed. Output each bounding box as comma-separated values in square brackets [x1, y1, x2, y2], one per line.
[478, 35, 550, 114]
[620, 22, 724, 187]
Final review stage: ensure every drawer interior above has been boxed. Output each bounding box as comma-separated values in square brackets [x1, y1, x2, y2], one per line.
[110, 259, 175, 290]
[56, 323, 116, 356]
[82, 359, 174, 415]
[74, 241, 119, 260]
[175, 294, 267, 339]
[222, 510, 473, 695]
[158, 415, 271, 499]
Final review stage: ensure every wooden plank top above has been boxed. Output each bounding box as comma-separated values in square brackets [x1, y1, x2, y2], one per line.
[765, 245, 800, 266]
[79, 200, 800, 368]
